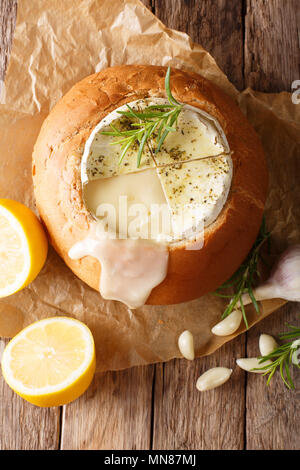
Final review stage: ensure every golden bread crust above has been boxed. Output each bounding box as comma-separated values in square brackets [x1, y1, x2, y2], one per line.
[32, 65, 268, 305]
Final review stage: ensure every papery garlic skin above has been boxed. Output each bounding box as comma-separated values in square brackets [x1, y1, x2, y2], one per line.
[239, 244, 300, 306]
[271, 245, 300, 300]
[236, 357, 272, 373]
[291, 339, 300, 365]
[259, 334, 278, 356]
[211, 310, 242, 336]
[178, 330, 195, 360]
[196, 367, 232, 391]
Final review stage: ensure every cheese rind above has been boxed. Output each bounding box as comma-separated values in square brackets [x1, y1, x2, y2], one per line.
[156, 155, 232, 238]
[81, 98, 232, 244]
[82, 101, 155, 183]
[152, 102, 227, 165]
[83, 168, 168, 240]
[81, 98, 229, 183]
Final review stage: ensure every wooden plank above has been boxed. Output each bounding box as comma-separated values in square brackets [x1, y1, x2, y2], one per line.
[140, 0, 153, 11]
[0, 0, 61, 451]
[1, 0, 299, 451]
[60, 0, 244, 451]
[246, 303, 300, 450]
[61, 365, 155, 450]
[245, 0, 300, 91]
[0, 0, 17, 80]
[153, 0, 244, 90]
[244, 0, 300, 450]
[0, 340, 61, 450]
[152, 338, 246, 450]
[150, 0, 246, 450]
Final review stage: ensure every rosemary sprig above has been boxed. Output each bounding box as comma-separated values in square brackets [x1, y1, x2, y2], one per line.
[253, 323, 300, 389]
[214, 217, 271, 329]
[100, 66, 183, 167]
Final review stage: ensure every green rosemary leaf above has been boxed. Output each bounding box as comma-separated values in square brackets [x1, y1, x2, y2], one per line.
[284, 359, 295, 389]
[118, 110, 167, 119]
[101, 123, 124, 136]
[215, 216, 270, 329]
[284, 324, 300, 330]
[156, 119, 165, 143]
[118, 138, 135, 165]
[254, 322, 300, 389]
[165, 66, 181, 106]
[254, 361, 272, 370]
[248, 285, 260, 314]
[100, 67, 183, 167]
[155, 110, 180, 154]
[279, 325, 300, 340]
[123, 104, 141, 120]
[266, 367, 276, 385]
[164, 125, 177, 132]
[239, 296, 249, 330]
[136, 131, 149, 168]
[279, 359, 291, 389]
[100, 130, 121, 136]
[136, 123, 158, 167]
[212, 292, 234, 299]
[147, 104, 177, 110]
[109, 130, 142, 141]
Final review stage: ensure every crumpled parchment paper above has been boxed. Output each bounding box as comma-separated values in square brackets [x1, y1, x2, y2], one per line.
[0, 0, 299, 372]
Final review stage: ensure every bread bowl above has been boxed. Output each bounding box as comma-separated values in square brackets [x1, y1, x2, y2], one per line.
[32, 65, 268, 307]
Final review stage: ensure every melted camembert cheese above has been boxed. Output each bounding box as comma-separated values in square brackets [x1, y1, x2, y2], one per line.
[69, 98, 232, 308]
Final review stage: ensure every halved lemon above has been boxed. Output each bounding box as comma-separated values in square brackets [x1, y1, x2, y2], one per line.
[0, 199, 48, 297]
[1, 317, 96, 407]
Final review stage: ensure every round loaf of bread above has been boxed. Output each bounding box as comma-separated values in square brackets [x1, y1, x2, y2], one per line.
[32, 65, 268, 305]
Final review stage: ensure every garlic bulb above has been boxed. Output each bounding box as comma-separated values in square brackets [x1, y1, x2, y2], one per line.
[211, 310, 242, 336]
[178, 330, 195, 360]
[259, 334, 278, 356]
[239, 245, 300, 306]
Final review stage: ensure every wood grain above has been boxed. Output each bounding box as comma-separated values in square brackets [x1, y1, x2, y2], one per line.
[0, 0, 61, 451]
[246, 303, 300, 450]
[0, 0, 17, 80]
[153, 0, 244, 90]
[244, 0, 300, 92]
[149, 0, 246, 451]
[0, 340, 61, 450]
[152, 338, 246, 450]
[244, 0, 300, 449]
[61, 366, 155, 450]
[0, 0, 299, 451]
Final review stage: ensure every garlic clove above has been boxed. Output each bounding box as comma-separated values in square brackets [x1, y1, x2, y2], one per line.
[178, 330, 195, 360]
[236, 357, 272, 373]
[291, 339, 300, 365]
[196, 367, 232, 391]
[259, 334, 278, 356]
[211, 310, 242, 336]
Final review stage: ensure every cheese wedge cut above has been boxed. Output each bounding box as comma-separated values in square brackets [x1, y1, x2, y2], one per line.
[152, 102, 228, 165]
[83, 168, 168, 240]
[82, 158, 232, 243]
[81, 98, 232, 243]
[157, 155, 232, 240]
[82, 101, 155, 183]
[33, 65, 268, 307]
[81, 98, 229, 184]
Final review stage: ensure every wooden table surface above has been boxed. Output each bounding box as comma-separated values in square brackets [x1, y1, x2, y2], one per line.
[0, 0, 299, 450]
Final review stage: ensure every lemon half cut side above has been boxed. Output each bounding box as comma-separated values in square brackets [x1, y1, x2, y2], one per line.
[1, 317, 96, 407]
[0, 199, 48, 297]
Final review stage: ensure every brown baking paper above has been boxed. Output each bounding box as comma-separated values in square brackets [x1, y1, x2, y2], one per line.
[0, 0, 299, 372]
